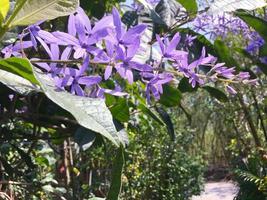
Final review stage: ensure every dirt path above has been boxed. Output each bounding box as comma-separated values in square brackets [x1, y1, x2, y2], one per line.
[192, 182, 239, 200]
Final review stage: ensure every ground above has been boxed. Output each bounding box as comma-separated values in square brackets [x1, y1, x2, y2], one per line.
[192, 181, 238, 200]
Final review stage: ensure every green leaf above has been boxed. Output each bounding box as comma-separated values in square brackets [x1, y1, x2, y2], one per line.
[236, 11, 267, 43]
[214, 40, 240, 70]
[159, 85, 182, 107]
[177, 0, 197, 14]
[0, 58, 39, 85]
[11, 0, 79, 26]
[106, 145, 124, 200]
[155, 106, 175, 141]
[33, 69, 125, 147]
[138, 103, 164, 125]
[110, 98, 130, 123]
[203, 86, 228, 102]
[0, 0, 9, 22]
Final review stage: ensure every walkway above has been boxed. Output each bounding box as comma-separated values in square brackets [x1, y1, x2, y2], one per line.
[192, 182, 239, 200]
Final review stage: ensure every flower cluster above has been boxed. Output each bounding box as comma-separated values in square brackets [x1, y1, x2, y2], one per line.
[192, 13, 265, 56]
[1, 7, 256, 102]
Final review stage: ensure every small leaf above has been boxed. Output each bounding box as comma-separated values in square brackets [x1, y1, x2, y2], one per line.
[106, 145, 124, 200]
[0, 0, 9, 22]
[177, 0, 197, 14]
[159, 85, 182, 107]
[203, 86, 228, 102]
[214, 40, 241, 70]
[11, 0, 79, 26]
[138, 103, 164, 125]
[110, 98, 130, 123]
[0, 58, 39, 84]
[156, 106, 175, 141]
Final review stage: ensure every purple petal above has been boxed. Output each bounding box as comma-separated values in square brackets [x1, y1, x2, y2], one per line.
[38, 30, 60, 44]
[78, 55, 90, 76]
[112, 7, 122, 40]
[68, 14, 77, 36]
[130, 62, 152, 71]
[121, 24, 146, 44]
[156, 34, 165, 55]
[78, 76, 102, 85]
[76, 7, 92, 32]
[104, 65, 113, 80]
[36, 37, 52, 58]
[226, 85, 237, 95]
[92, 15, 114, 34]
[53, 31, 79, 46]
[126, 69, 133, 84]
[74, 84, 85, 96]
[74, 47, 86, 59]
[166, 32, 180, 54]
[13, 41, 33, 51]
[61, 46, 72, 60]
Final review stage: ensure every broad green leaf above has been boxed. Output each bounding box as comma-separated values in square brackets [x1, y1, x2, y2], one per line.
[203, 86, 228, 102]
[177, 0, 197, 14]
[214, 40, 241, 70]
[208, 0, 266, 14]
[11, 0, 79, 26]
[0, 0, 9, 22]
[0, 58, 39, 84]
[106, 145, 124, 200]
[156, 106, 175, 141]
[138, 103, 164, 125]
[159, 85, 182, 107]
[110, 98, 130, 123]
[236, 12, 267, 43]
[33, 69, 125, 147]
[0, 69, 40, 95]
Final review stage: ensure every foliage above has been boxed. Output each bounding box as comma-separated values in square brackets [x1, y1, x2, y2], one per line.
[0, 0, 267, 199]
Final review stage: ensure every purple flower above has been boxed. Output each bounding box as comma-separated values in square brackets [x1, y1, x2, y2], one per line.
[108, 7, 147, 46]
[54, 7, 112, 59]
[185, 34, 197, 47]
[1, 41, 33, 58]
[142, 72, 173, 103]
[156, 33, 188, 60]
[54, 55, 102, 96]
[114, 45, 153, 84]
[20, 23, 59, 53]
